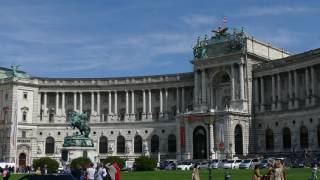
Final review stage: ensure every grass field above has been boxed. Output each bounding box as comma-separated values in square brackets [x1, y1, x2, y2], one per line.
[1, 168, 313, 180]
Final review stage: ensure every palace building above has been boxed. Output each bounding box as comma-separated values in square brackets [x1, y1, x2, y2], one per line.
[0, 28, 319, 168]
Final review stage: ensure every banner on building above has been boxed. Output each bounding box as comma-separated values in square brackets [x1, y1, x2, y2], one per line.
[216, 123, 225, 150]
[180, 126, 185, 151]
[185, 114, 205, 122]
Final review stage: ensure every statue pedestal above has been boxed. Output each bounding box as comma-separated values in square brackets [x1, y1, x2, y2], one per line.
[61, 146, 96, 163]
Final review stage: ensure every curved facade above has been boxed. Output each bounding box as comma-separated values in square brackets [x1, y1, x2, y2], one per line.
[0, 29, 320, 168]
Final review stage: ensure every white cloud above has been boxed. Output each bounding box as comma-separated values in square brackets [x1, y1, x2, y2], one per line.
[180, 15, 218, 26]
[241, 6, 310, 16]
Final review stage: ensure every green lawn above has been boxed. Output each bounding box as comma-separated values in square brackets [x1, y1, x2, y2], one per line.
[1, 168, 313, 180]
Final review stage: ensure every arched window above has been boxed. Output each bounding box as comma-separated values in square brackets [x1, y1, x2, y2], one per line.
[99, 136, 108, 154]
[151, 135, 160, 153]
[117, 135, 125, 153]
[300, 126, 308, 148]
[265, 129, 274, 150]
[283, 127, 291, 149]
[45, 137, 55, 154]
[134, 135, 142, 153]
[168, 134, 176, 153]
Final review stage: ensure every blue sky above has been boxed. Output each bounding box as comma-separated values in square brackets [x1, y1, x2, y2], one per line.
[0, 0, 319, 78]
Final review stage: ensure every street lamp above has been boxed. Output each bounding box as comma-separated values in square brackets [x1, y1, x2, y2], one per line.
[205, 114, 214, 180]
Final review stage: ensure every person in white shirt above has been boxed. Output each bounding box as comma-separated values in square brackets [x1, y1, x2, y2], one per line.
[86, 163, 96, 180]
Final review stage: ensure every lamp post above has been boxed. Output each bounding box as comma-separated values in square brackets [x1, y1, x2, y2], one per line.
[205, 114, 213, 180]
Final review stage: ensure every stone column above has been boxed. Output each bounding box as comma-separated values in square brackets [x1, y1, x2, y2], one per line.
[201, 70, 206, 104]
[143, 90, 146, 114]
[311, 66, 316, 105]
[79, 92, 83, 113]
[239, 63, 245, 100]
[231, 64, 235, 100]
[305, 68, 310, 106]
[55, 92, 59, 115]
[131, 90, 135, 115]
[181, 87, 185, 112]
[165, 88, 168, 112]
[73, 92, 77, 111]
[260, 77, 264, 112]
[44, 92, 48, 115]
[91, 92, 95, 114]
[254, 79, 259, 112]
[277, 74, 282, 110]
[114, 91, 118, 114]
[159, 89, 163, 114]
[62, 92, 65, 115]
[294, 70, 299, 108]
[194, 71, 199, 105]
[209, 123, 214, 159]
[97, 92, 100, 115]
[125, 91, 129, 114]
[38, 92, 41, 116]
[176, 88, 180, 113]
[288, 71, 293, 109]
[148, 89, 152, 119]
[108, 91, 112, 114]
[271, 75, 276, 110]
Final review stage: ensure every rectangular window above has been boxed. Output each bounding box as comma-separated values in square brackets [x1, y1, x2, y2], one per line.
[22, 131, 26, 138]
[22, 112, 27, 122]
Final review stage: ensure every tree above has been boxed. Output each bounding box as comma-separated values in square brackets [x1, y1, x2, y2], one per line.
[33, 157, 59, 173]
[70, 157, 92, 169]
[134, 156, 157, 171]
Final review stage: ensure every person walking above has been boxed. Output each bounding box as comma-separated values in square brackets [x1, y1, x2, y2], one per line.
[192, 164, 200, 180]
[86, 163, 96, 180]
[273, 161, 284, 180]
[252, 165, 262, 180]
[95, 163, 104, 180]
[2, 165, 10, 180]
[310, 163, 318, 180]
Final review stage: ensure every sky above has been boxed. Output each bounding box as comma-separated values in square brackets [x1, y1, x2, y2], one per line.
[0, 0, 319, 78]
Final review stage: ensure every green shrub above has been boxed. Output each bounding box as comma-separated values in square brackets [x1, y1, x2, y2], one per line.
[100, 156, 125, 169]
[70, 157, 92, 169]
[33, 157, 59, 173]
[134, 156, 157, 171]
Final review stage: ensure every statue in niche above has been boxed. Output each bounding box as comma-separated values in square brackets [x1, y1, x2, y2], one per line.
[108, 143, 114, 153]
[126, 141, 132, 154]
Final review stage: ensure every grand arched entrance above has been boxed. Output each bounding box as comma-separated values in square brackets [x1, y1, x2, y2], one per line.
[193, 126, 207, 159]
[234, 124, 243, 155]
[19, 153, 26, 168]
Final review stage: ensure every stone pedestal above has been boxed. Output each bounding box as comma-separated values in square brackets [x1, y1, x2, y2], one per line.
[61, 146, 97, 163]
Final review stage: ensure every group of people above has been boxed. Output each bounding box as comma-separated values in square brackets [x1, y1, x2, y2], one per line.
[1, 165, 12, 180]
[253, 161, 286, 180]
[72, 162, 121, 180]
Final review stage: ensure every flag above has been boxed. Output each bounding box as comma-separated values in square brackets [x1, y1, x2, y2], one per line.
[180, 126, 185, 151]
[113, 162, 121, 180]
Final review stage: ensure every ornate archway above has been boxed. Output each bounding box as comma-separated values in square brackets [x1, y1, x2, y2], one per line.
[193, 126, 207, 159]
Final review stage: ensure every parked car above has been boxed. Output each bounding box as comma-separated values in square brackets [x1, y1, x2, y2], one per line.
[251, 158, 261, 168]
[219, 159, 228, 168]
[233, 159, 243, 169]
[223, 160, 236, 169]
[259, 159, 269, 169]
[239, 159, 252, 169]
[198, 161, 210, 169]
[210, 159, 221, 169]
[160, 160, 176, 170]
[177, 161, 193, 170]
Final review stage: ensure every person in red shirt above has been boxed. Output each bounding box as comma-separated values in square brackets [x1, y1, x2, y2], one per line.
[112, 162, 121, 180]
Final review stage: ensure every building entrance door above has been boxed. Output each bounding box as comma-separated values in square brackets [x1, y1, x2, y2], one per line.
[19, 153, 26, 168]
[234, 124, 243, 155]
[193, 126, 207, 159]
